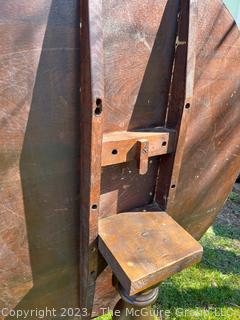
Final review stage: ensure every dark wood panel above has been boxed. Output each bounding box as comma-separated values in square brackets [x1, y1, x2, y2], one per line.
[167, 0, 240, 239]
[102, 0, 179, 132]
[99, 0, 180, 222]
[0, 0, 80, 314]
[94, 0, 240, 315]
[155, 0, 198, 209]
[93, 1, 180, 312]
[79, 0, 104, 315]
[100, 157, 160, 219]
[0, 0, 239, 317]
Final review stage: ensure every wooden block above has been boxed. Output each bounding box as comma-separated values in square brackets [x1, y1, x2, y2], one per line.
[98, 212, 203, 296]
[101, 128, 176, 166]
[137, 139, 149, 175]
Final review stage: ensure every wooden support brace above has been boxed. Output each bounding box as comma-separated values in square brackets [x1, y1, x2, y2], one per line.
[155, 0, 198, 210]
[101, 128, 176, 167]
[137, 139, 149, 175]
[80, 0, 104, 315]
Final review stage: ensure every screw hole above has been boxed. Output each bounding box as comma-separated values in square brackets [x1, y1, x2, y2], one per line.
[185, 103, 190, 109]
[91, 270, 96, 277]
[171, 184, 176, 189]
[112, 149, 118, 155]
[96, 98, 102, 106]
[92, 204, 98, 210]
[162, 141, 167, 146]
[94, 98, 102, 116]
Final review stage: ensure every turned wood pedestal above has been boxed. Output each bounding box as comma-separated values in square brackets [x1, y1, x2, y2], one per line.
[112, 285, 159, 320]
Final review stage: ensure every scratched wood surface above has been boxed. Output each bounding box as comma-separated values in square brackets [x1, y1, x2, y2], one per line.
[79, 0, 105, 316]
[99, 0, 179, 221]
[99, 212, 203, 295]
[94, 0, 240, 314]
[93, 1, 180, 312]
[101, 129, 175, 166]
[167, 0, 240, 239]
[0, 0, 240, 317]
[156, 0, 198, 209]
[0, 0, 81, 316]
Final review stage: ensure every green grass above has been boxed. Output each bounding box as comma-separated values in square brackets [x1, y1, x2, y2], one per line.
[96, 223, 240, 320]
[229, 192, 240, 203]
[154, 225, 240, 319]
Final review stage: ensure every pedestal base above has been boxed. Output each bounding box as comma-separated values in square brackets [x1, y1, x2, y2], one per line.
[113, 285, 159, 320]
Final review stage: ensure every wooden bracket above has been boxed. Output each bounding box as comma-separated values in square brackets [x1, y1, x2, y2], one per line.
[101, 128, 176, 170]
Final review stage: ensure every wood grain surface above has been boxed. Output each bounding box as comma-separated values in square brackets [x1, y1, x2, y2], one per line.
[99, 212, 203, 295]
[167, 0, 240, 239]
[79, 0, 104, 316]
[94, 0, 240, 314]
[0, 0, 81, 316]
[155, 0, 198, 209]
[0, 0, 239, 317]
[101, 129, 176, 166]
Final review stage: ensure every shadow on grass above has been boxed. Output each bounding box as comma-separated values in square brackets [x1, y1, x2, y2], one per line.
[213, 224, 240, 241]
[156, 224, 240, 311]
[200, 247, 240, 275]
[156, 286, 240, 309]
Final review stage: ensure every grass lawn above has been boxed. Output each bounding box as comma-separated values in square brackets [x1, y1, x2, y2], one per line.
[154, 187, 240, 319]
[154, 225, 240, 319]
[97, 186, 240, 320]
